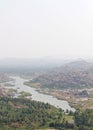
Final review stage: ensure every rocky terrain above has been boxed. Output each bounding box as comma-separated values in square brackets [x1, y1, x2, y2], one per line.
[31, 60, 93, 89]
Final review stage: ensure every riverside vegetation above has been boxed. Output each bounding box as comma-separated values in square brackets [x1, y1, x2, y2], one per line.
[0, 94, 91, 129]
[0, 97, 93, 130]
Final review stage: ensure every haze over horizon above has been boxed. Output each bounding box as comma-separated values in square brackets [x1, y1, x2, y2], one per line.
[0, 0, 93, 59]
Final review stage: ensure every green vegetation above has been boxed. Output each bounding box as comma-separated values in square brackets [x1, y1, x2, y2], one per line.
[0, 96, 93, 129]
[0, 97, 75, 130]
[24, 82, 41, 88]
[18, 91, 32, 99]
[74, 109, 93, 130]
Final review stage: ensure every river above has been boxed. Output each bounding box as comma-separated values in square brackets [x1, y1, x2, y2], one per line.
[7, 76, 75, 112]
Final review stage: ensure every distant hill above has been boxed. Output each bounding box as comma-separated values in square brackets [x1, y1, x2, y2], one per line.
[0, 58, 70, 73]
[31, 60, 93, 89]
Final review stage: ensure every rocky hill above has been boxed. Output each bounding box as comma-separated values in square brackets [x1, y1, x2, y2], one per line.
[31, 60, 93, 89]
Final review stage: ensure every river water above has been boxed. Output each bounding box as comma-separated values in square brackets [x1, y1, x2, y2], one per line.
[8, 76, 75, 112]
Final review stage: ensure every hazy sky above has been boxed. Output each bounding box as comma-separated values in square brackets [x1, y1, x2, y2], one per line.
[0, 0, 93, 59]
